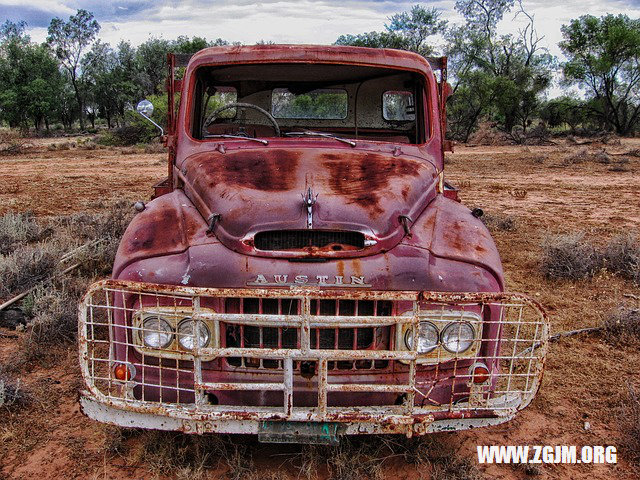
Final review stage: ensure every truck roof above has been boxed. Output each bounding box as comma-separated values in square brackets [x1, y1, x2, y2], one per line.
[187, 44, 437, 77]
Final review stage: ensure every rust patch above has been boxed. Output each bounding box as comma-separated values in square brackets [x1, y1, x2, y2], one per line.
[401, 185, 410, 201]
[122, 205, 185, 256]
[191, 150, 300, 192]
[323, 153, 420, 215]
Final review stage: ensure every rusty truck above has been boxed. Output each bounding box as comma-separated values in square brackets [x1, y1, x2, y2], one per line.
[78, 44, 549, 444]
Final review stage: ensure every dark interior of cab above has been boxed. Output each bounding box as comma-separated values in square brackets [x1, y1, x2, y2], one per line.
[191, 63, 427, 144]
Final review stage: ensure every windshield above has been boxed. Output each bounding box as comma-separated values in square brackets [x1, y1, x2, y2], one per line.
[191, 63, 427, 144]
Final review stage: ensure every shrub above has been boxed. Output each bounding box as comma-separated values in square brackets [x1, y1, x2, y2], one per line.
[0, 243, 61, 298]
[620, 384, 640, 466]
[540, 233, 602, 280]
[603, 307, 640, 347]
[605, 234, 640, 284]
[0, 129, 29, 156]
[25, 277, 86, 348]
[97, 126, 151, 147]
[0, 212, 49, 255]
[0, 375, 29, 410]
[482, 213, 517, 232]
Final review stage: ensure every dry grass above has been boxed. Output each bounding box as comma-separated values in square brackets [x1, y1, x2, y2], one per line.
[0, 212, 50, 255]
[120, 431, 254, 480]
[604, 234, 640, 284]
[540, 232, 602, 280]
[481, 212, 517, 232]
[0, 129, 30, 156]
[603, 307, 640, 347]
[0, 202, 132, 371]
[0, 375, 29, 410]
[0, 243, 61, 298]
[541, 232, 640, 284]
[620, 384, 640, 466]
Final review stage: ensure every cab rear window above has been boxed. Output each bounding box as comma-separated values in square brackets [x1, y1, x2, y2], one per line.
[271, 88, 348, 119]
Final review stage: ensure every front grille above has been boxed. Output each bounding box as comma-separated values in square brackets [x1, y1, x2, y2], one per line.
[254, 230, 365, 251]
[223, 297, 393, 370]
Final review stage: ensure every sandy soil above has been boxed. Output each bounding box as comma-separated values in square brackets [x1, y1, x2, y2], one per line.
[1, 137, 639, 479]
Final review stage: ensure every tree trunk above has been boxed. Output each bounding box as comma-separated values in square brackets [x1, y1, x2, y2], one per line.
[70, 75, 85, 130]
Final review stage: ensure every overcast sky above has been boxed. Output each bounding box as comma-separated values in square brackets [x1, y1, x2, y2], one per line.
[2, 0, 640, 95]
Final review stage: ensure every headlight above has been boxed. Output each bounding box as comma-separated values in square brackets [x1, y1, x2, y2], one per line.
[177, 318, 210, 350]
[141, 316, 173, 349]
[405, 321, 439, 353]
[441, 321, 475, 353]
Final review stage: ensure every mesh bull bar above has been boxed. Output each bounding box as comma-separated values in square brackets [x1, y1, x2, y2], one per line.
[78, 279, 549, 436]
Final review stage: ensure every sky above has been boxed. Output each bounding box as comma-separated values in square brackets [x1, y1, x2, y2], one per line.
[2, 0, 640, 96]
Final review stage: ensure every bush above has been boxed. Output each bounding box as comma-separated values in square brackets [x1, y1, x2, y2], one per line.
[0, 375, 29, 410]
[605, 234, 640, 284]
[0, 129, 30, 156]
[481, 213, 517, 232]
[0, 212, 49, 255]
[25, 277, 86, 348]
[0, 243, 61, 299]
[97, 126, 151, 147]
[620, 384, 640, 466]
[603, 307, 640, 347]
[540, 233, 602, 280]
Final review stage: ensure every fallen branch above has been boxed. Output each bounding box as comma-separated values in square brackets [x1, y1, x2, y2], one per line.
[0, 263, 80, 312]
[550, 326, 603, 342]
[59, 238, 105, 263]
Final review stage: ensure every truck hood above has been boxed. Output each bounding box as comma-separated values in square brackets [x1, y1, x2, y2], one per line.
[180, 147, 438, 258]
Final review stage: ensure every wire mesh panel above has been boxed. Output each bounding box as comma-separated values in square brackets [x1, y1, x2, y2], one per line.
[78, 280, 549, 429]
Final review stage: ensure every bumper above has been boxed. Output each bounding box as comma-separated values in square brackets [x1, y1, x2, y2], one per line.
[80, 393, 516, 436]
[78, 280, 549, 438]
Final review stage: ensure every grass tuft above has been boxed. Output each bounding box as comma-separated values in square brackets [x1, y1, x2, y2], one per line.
[603, 307, 640, 347]
[604, 234, 640, 284]
[540, 232, 602, 280]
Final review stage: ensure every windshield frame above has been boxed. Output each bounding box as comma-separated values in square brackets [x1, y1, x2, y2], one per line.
[184, 60, 435, 146]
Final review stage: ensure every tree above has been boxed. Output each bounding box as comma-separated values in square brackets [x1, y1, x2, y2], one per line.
[0, 21, 63, 131]
[135, 37, 171, 96]
[560, 14, 640, 135]
[539, 97, 588, 133]
[47, 9, 100, 130]
[336, 5, 447, 56]
[446, 0, 554, 140]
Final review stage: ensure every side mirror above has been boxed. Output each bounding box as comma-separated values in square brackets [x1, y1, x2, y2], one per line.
[136, 99, 164, 135]
[136, 99, 154, 116]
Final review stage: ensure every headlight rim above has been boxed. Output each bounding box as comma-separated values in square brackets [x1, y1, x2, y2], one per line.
[440, 320, 475, 354]
[405, 320, 440, 354]
[177, 317, 211, 351]
[140, 315, 174, 350]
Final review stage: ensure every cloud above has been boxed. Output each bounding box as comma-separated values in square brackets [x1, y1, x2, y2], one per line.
[14, 0, 640, 53]
[0, 2, 74, 27]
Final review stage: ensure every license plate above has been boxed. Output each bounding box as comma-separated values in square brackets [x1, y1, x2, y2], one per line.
[258, 421, 342, 445]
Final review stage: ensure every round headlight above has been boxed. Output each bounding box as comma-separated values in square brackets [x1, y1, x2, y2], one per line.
[441, 322, 475, 353]
[405, 321, 439, 353]
[141, 316, 173, 349]
[177, 319, 210, 350]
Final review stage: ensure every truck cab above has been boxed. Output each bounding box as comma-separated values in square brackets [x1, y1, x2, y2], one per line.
[78, 45, 548, 442]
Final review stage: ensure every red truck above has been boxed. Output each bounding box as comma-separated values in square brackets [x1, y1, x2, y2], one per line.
[78, 45, 548, 444]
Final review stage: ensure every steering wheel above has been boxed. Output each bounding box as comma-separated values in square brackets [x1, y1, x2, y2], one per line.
[202, 102, 281, 137]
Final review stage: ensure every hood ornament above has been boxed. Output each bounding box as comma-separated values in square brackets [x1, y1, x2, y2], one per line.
[302, 187, 318, 229]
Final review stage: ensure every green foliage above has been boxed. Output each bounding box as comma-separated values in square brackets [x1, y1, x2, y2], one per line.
[446, 0, 555, 141]
[46, 9, 100, 130]
[336, 5, 447, 56]
[0, 21, 63, 130]
[539, 96, 588, 132]
[560, 14, 640, 135]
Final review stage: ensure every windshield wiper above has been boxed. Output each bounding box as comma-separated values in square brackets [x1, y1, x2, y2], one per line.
[204, 134, 268, 145]
[284, 131, 356, 147]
